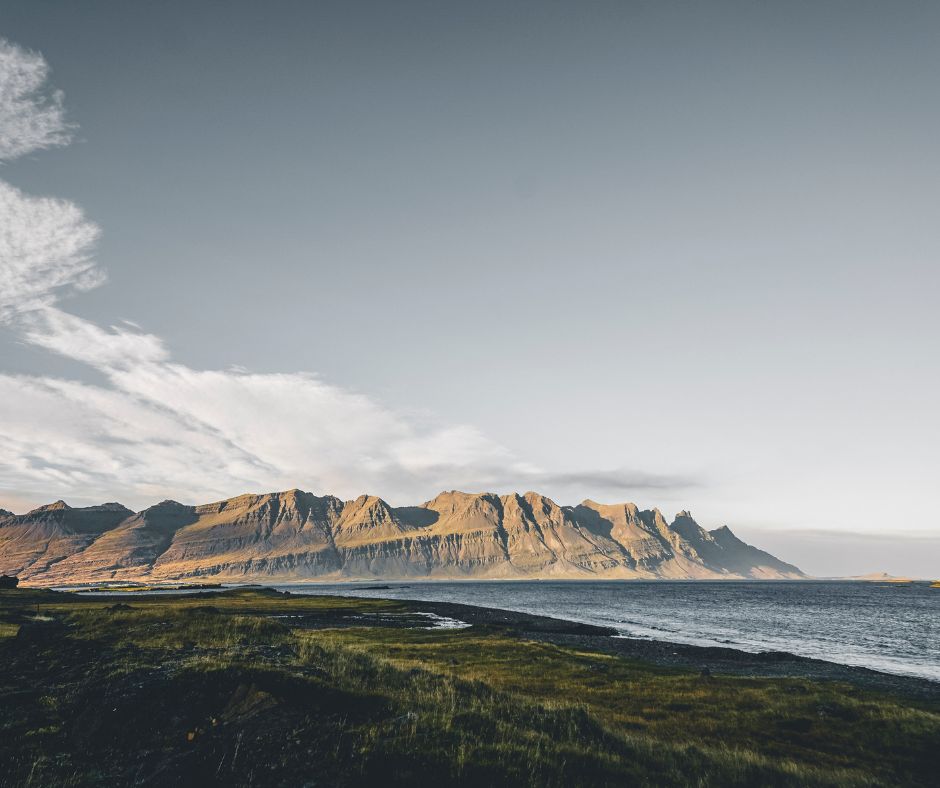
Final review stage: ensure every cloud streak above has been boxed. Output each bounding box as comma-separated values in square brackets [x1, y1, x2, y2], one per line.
[0, 37, 695, 512]
[533, 469, 701, 492]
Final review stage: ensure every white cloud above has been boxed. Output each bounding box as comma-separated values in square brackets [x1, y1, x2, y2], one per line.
[0, 38, 72, 162]
[0, 364, 536, 508]
[0, 374, 275, 505]
[0, 341, 687, 508]
[1, 40, 99, 321]
[0, 181, 103, 320]
[21, 307, 169, 367]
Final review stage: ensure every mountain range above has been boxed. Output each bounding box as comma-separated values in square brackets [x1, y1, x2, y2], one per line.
[0, 489, 804, 585]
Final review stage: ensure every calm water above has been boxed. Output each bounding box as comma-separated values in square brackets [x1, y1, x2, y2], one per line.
[277, 580, 940, 682]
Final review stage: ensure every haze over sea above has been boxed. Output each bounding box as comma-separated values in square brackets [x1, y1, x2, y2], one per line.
[280, 581, 940, 682]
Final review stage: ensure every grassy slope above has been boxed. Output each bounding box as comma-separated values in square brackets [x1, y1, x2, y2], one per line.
[0, 588, 937, 787]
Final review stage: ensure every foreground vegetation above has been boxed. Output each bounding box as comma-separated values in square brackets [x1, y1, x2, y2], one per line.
[0, 588, 937, 786]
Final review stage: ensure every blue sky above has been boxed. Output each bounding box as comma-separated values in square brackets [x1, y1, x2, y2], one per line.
[1, 2, 938, 575]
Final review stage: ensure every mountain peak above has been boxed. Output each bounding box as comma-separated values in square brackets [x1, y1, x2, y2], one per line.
[97, 502, 131, 512]
[347, 494, 390, 510]
[424, 490, 493, 510]
[518, 490, 562, 514]
[709, 525, 742, 544]
[30, 500, 71, 514]
[580, 499, 639, 513]
[146, 499, 190, 512]
[280, 488, 314, 501]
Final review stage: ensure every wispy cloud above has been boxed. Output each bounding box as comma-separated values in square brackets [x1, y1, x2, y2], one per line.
[20, 307, 169, 367]
[0, 181, 103, 319]
[0, 38, 72, 161]
[0, 37, 696, 512]
[0, 42, 103, 322]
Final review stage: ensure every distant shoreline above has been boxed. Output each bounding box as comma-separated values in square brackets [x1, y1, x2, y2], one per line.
[45, 582, 940, 700]
[36, 575, 940, 592]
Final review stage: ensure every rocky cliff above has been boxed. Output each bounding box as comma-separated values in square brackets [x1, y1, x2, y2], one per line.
[0, 489, 804, 585]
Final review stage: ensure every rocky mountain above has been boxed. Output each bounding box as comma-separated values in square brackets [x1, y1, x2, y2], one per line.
[0, 501, 133, 582]
[0, 489, 804, 585]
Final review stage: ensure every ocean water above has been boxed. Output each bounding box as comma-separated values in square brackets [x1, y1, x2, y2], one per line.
[278, 580, 940, 682]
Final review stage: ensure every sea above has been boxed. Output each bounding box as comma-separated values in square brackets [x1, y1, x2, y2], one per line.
[274, 580, 940, 682]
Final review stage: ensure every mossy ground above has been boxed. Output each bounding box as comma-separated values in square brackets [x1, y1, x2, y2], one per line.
[0, 588, 936, 786]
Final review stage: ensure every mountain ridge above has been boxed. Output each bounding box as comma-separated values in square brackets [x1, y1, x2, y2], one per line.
[0, 489, 805, 584]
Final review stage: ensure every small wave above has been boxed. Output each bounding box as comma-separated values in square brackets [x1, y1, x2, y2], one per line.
[416, 612, 471, 630]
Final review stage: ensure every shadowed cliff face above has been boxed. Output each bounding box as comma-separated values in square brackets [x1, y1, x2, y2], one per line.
[0, 490, 805, 584]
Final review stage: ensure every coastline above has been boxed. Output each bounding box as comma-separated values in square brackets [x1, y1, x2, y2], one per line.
[51, 583, 939, 701]
[44, 574, 937, 588]
[297, 591, 940, 703]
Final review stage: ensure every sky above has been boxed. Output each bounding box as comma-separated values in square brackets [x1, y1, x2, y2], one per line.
[0, 1, 938, 576]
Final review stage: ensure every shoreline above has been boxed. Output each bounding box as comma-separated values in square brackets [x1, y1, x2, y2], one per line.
[334, 592, 940, 702]
[55, 583, 937, 701]
[35, 575, 940, 589]
[35, 582, 940, 697]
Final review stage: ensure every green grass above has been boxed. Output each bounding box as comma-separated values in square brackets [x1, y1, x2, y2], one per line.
[308, 626, 939, 780]
[0, 588, 936, 786]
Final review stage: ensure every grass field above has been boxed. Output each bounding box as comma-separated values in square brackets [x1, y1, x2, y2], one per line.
[1, 587, 937, 786]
